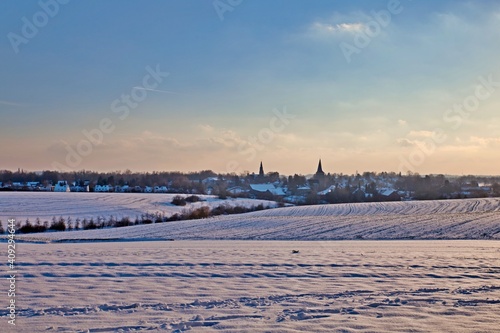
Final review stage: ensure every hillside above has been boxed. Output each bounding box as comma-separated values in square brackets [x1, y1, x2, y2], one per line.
[16, 198, 500, 242]
[0, 192, 277, 222]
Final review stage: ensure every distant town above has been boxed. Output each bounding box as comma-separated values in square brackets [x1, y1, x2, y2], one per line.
[1, 160, 500, 205]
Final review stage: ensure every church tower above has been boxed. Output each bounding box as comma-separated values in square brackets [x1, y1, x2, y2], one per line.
[315, 159, 325, 177]
[259, 161, 265, 177]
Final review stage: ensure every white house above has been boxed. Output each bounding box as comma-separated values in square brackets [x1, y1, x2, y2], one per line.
[54, 181, 70, 192]
[379, 188, 401, 201]
[249, 183, 286, 196]
[94, 185, 111, 192]
[70, 184, 89, 192]
[227, 186, 247, 195]
[154, 186, 168, 193]
[115, 185, 131, 193]
[12, 182, 23, 188]
[26, 182, 40, 188]
[40, 184, 52, 191]
[317, 185, 336, 196]
[202, 177, 219, 185]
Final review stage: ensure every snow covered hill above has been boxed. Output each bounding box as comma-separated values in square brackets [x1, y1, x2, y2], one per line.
[16, 198, 500, 242]
[0, 192, 277, 222]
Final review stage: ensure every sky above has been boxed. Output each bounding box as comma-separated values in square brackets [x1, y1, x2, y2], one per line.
[1, 0, 500, 176]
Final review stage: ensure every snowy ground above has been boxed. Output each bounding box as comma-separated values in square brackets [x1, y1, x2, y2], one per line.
[3, 196, 500, 332]
[14, 197, 500, 242]
[3, 240, 500, 332]
[0, 192, 277, 223]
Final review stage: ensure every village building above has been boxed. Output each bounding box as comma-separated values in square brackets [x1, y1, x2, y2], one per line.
[315, 159, 325, 177]
[249, 183, 286, 199]
[54, 181, 70, 192]
[94, 184, 112, 192]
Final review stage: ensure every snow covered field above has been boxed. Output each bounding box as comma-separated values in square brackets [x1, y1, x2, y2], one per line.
[3, 196, 500, 332]
[0, 192, 277, 223]
[14, 197, 500, 242]
[3, 240, 500, 332]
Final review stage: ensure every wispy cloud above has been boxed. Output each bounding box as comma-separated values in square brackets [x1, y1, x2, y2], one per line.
[396, 138, 417, 147]
[303, 10, 375, 40]
[132, 87, 187, 96]
[0, 99, 25, 107]
[310, 22, 365, 34]
[408, 130, 435, 138]
[469, 136, 500, 146]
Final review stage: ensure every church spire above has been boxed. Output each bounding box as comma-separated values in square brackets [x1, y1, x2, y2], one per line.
[259, 161, 265, 177]
[315, 159, 325, 176]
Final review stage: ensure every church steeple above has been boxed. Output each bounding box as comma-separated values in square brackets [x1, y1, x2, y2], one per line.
[315, 159, 325, 176]
[259, 161, 265, 177]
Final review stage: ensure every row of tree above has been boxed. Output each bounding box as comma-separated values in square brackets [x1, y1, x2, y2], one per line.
[2, 169, 500, 201]
[0, 202, 273, 235]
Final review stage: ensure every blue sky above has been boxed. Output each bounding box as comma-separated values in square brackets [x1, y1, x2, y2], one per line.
[1, 0, 500, 175]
